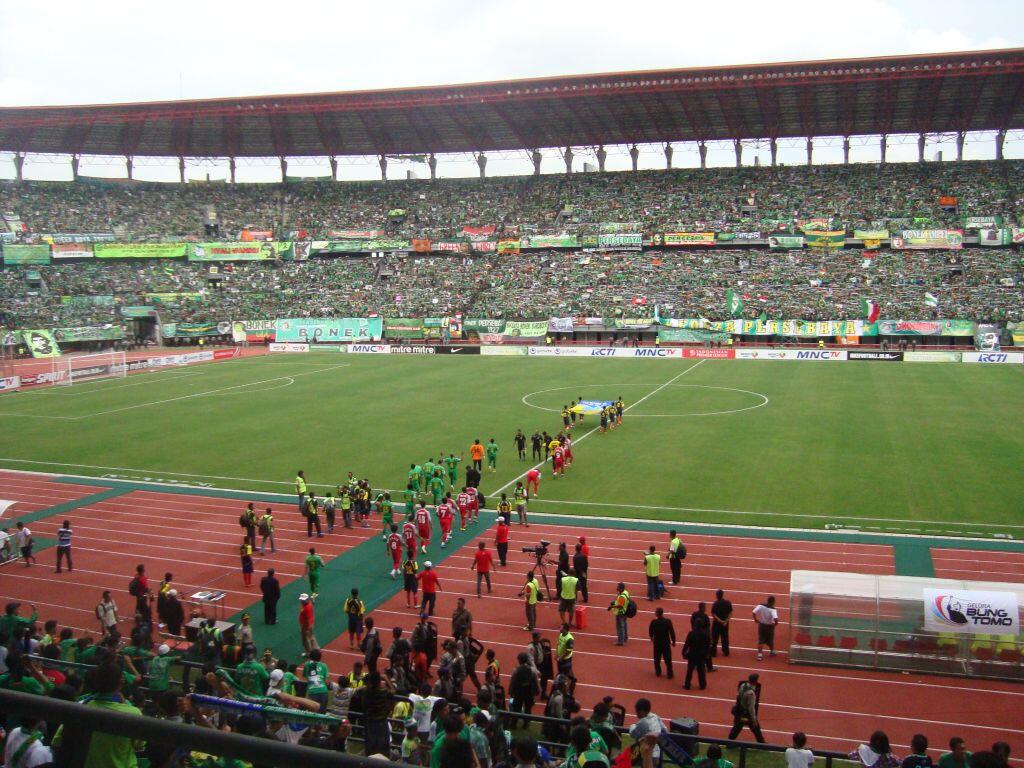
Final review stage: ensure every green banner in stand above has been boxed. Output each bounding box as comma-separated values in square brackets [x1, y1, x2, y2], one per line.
[804, 231, 846, 249]
[658, 327, 730, 342]
[384, 318, 425, 338]
[940, 319, 977, 336]
[502, 321, 548, 339]
[162, 322, 222, 338]
[523, 234, 579, 249]
[189, 242, 280, 261]
[2, 244, 51, 265]
[964, 216, 1002, 229]
[275, 317, 383, 343]
[853, 229, 890, 240]
[21, 329, 61, 357]
[143, 292, 203, 306]
[61, 295, 115, 307]
[53, 326, 125, 342]
[94, 243, 188, 259]
[312, 239, 410, 253]
[120, 306, 158, 318]
[464, 319, 506, 336]
[768, 235, 805, 249]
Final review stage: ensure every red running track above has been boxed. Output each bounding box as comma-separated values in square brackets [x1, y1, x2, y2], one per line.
[0, 471, 378, 639]
[316, 517, 1023, 762]
[931, 548, 1024, 583]
[1, 471, 1021, 762]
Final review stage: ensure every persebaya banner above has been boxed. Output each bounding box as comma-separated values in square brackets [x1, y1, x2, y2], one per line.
[853, 229, 890, 241]
[384, 318, 426, 339]
[768, 235, 805, 249]
[189, 242, 279, 261]
[502, 321, 548, 339]
[464, 319, 506, 337]
[891, 230, 963, 250]
[94, 243, 188, 259]
[963, 216, 1002, 230]
[22, 329, 61, 357]
[658, 327, 730, 343]
[805, 231, 845, 249]
[2, 244, 51, 265]
[597, 233, 643, 250]
[612, 318, 654, 330]
[53, 326, 124, 342]
[143, 292, 203, 306]
[663, 232, 716, 247]
[523, 234, 579, 249]
[661, 317, 874, 337]
[162, 322, 223, 338]
[275, 317, 383, 343]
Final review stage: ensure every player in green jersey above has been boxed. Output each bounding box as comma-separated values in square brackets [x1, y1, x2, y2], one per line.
[304, 548, 325, 597]
[485, 439, 499, 472]
[423, 458, 436, 484]
[429, 472, 446, 505]
[408, 464, 423, 492]
[443, 453, 462, 489]
[403, 484, 417, 518]
[379, 493, 394, 540]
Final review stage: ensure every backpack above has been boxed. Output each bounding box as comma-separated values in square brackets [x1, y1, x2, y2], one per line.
[677, 543, 687, 560]
[346, 599, 362, 616]
[128, 576, 143, 597]
[624, 598, 638, 619]
[239, 514, 248, 528]
[258, 518, 271, 536]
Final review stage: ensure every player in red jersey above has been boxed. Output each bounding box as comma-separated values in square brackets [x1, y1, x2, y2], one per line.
[414, 503, 432, 553]
[402, 516, 418, 559]
[456, 487, 471, 531]
[386, 524, 403, 578]
[552, 445, 565, 478]
[562, 435, 574, 467]
[468, 486, 481, 524]
[526, 467, 541, 497]
[437, 494, 455, 548]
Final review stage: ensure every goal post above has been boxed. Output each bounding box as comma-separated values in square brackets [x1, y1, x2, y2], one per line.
[54, 350, 128, 386]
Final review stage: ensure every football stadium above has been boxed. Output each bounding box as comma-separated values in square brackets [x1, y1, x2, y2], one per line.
[0, 9, 1022, 768]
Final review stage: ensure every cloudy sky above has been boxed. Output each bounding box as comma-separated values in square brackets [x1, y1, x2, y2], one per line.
[1, 0, 1021, 179]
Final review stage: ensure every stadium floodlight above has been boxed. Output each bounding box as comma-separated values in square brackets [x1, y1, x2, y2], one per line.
[53, 350, 128, 387]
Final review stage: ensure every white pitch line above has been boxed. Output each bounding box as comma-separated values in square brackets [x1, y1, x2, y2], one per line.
[524, 496, 1024, 530]
[0, 460, 297, 488]
[72, 363, 349, 418]
[489, 360, 705, 498]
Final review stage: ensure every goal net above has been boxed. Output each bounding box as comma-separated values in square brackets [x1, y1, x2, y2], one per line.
[53, 350, 128, 386]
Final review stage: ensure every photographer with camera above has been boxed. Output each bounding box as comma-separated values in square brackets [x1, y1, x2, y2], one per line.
[521, 540, 553, 600]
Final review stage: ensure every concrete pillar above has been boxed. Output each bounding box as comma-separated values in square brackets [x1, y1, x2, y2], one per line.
[770, 138, 778, 167]
[843, 137, 851, 165]
[378, 154, 387, 181]
[880, 135, 887, 164]
[280, 157, 287, 181]
[13, 152, 24, 181]
[564, 146, 573, 174]
[428, 153, 437, 180]
[629, 144, 640, 172]
[476, 152, 487, 179]
[956, 132, 965, 161]
[664, 143, 673, 169]
[734, 140, 743, 168]
[178, 156, 186, 183]
[229, 157, 236, 184]
[698, 141, 707, 169]
[126, 156, 134, 180]
[806, 138, 813, 166]
[71, 154, 80, 181]
[597, 145, 607, 172]
[330, 156, 339, 181]
[996, 129, 1006, 161]
[531, 149, 542, 175]
[917, 133, 926, 163]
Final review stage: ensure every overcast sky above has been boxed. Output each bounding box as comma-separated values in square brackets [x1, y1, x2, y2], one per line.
[2, 0, 1022, 180]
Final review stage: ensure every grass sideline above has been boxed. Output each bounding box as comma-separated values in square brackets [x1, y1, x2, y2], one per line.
[0, 353, 1021, 536]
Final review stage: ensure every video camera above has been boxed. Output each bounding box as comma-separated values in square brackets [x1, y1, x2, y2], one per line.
[522, 540, 551, 559]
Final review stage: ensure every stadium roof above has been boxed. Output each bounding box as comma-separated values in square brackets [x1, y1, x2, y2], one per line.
[2, 49, 1023, 159]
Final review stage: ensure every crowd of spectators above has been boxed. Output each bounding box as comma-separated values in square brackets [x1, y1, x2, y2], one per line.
[0, 245, 1019, 334]
[2, 160, 1022, 240]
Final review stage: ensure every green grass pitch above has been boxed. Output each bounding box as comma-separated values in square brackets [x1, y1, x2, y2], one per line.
[1, 352, 1021, 536]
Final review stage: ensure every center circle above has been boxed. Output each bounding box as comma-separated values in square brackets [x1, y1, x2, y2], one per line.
[521, 383, 768, 417]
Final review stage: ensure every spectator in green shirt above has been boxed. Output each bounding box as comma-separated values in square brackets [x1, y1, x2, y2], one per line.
[0, 602, 37, 639]
[938, 738, 971, 768]
[233, 646, 270, 698]
[146, 644, 177, 693]
[66, 660, 145, 768]
[302, 648, 330, 713]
